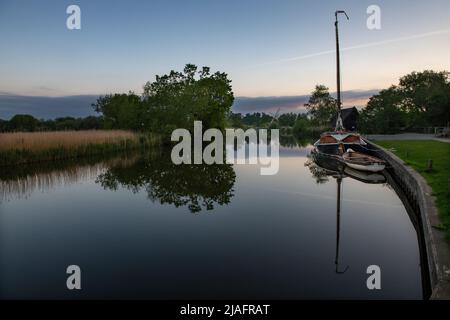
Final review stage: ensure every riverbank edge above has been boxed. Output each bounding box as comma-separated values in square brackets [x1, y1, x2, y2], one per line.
[370, 141, 450, 299]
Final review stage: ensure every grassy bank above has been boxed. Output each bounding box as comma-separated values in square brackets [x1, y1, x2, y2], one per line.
[377, 140, 450, 234]
[0, 130, 160, 166]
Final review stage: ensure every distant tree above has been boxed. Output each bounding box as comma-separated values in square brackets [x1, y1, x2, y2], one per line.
[92, 92, 142, 130]
[293, 114, 312, 137]
[278, 113, 298, 127]
[359, 86, 405, 134]
[304, 85, 337, 127]
[398, 70, 450, 127]
[8, 114, 39, 132]
[79, 116, 103, 130]
[241, 112, 273, 127]
[0, 118, 7, 132]
[359, 70, 450, 133]
[228, 112, 244, 128]
[1, 115, 105, 132]
[53, 117, 79, 130]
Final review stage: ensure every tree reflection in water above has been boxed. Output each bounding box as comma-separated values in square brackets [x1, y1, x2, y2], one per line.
[1, 151, 236, 213]
[0, 155, 137, 202]
[96, 151, 236, 213]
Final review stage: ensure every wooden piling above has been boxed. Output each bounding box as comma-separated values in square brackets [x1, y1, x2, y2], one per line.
[426, 159, 433, 172]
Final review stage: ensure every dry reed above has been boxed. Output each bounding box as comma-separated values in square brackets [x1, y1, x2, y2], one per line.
[0, 130, 158, 166]
[0, 130, 137, 152]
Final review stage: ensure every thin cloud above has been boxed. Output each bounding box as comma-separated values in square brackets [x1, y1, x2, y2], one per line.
[263, 29, 450, 66]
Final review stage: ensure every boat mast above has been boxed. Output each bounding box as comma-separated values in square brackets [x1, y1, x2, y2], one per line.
[334, 10, 349, 132]
[335, 176, 349, 274]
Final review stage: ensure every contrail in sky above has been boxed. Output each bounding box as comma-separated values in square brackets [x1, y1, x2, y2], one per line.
[262, 29, 450, 66]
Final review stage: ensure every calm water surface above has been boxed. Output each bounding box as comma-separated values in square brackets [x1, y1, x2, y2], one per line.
[0, 145, 424, 299]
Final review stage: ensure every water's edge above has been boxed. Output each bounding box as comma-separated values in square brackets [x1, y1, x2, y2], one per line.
[370, 141, 450, 299]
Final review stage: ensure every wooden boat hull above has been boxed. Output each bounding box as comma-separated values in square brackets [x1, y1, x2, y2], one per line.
[345, 161, 385, 172]
[342, 150, 386, 173]
[343, 167, 386, 184]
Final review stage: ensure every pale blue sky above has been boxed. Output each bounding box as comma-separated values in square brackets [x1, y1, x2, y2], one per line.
[1, 0, 450, 98]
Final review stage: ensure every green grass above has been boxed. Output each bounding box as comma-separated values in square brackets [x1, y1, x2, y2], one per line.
[377, 140, 450, 233]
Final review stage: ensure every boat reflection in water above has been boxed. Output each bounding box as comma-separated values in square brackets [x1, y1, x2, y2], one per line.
[306, 150, 387, 275]
[306, 150, 431, 297]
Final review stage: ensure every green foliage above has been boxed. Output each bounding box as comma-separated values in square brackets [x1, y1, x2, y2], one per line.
[7, 114, 40, 131]
[228, 112, 244, 128]
[399, 70, 450, 126]
[278, 113, 298, 127]
[0, 118, 7, 132]
[141, 64, 234, 136]
[93, 92, 142, 130]
[92, 65, 234, 138]
[241, 112, 273, 127]
[1, 115, 105, 132]
[304, 85, 337, 127]
[360, 70, 450, 134]
[359, 86, 405, 134]
[292, 115, 311, 136]
[377, 140, 450, 237]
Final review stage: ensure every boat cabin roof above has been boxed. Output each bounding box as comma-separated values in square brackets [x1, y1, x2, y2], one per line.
[319, 132, 362, 144]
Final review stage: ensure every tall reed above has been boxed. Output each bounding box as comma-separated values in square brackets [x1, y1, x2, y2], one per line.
[0, 130, 160, 166]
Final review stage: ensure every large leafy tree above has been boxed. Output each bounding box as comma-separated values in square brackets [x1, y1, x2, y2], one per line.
[398, 70, 450, 127]
[141, 64, 234, 135]
[359, 86, 405, 134]
[304, 85, 337, 127]
[92, 92, 142, 130]
[92, 64, 234, 136]
[360, 70, 450, 133]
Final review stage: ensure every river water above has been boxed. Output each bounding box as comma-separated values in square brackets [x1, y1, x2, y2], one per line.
[0, 144, 424, 299]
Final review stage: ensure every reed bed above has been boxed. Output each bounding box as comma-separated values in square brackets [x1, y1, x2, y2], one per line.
[0, 130, 159, 166]
[0, 153, 141, 202]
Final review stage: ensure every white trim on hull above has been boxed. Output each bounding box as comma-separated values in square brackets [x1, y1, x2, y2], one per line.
[345, 162, 385, 173]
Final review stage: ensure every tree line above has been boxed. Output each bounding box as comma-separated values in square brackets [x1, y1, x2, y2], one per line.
[2, 69, 448, 136]
[0, 115, 103, 132]
[1, 64, 235, 137]
[360, 70, 450, 133]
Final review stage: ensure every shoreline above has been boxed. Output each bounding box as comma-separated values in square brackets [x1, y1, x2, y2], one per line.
[370, 141, 450, 299]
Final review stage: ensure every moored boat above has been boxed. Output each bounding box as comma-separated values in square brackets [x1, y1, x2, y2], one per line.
[313, 131, 367, 155]
[342, 149, 386, 172]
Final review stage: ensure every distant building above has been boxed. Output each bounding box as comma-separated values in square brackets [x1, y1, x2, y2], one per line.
[330, 107, 359, 131]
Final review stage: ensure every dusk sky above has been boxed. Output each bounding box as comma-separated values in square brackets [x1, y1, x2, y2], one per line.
[1, 0, 450, 105]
